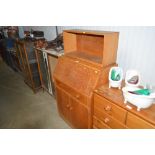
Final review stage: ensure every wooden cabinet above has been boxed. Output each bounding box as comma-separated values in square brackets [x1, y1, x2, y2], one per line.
[93, 84, 155, 129]
[16, 40, 41, 93]
[35, 48, 64, 96]
[56, 86, 70, 122]
[54, 29, 119, 128]
[35, 48, 53, 95]
[56, 85, 89, 128]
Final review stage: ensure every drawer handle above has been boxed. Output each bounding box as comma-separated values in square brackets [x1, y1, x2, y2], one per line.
[66, 104, 70, 108]
[104, 105, 112, 111]
[94, 70, 98, 74]
[75, 60, 79, 63]
[104, 118, 110, 123]
[69, 107, 73, 111]
[75, 94, 80, 99]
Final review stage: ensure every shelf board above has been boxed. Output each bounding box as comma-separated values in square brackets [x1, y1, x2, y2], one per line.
[65, 51, 102, 64]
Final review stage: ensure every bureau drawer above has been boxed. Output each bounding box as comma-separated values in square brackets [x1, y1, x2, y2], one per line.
[94, 108, 127, 129]
[55, 79, 87, 105]
[93, 116, 110, 129]
[126, 112, 155, 129]
[94, 94, 127, 123]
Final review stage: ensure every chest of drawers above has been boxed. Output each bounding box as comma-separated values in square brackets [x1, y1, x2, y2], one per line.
[93, 84, 155, 129]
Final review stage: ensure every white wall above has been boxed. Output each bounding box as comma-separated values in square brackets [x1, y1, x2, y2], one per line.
[58, 26, 155, 87]
[23, 26, 57, 41]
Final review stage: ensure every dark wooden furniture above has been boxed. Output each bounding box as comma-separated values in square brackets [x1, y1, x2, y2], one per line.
[93, 84, 155, 129]
[53, 29, 119, 128]
[35, 48, 64, 96]
[15, 40, 41, 93]
[35, 48, 53, 95]
[47, 49, 64, 96]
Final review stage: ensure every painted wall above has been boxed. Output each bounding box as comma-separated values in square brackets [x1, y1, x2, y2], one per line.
[23, 26, 155, 87]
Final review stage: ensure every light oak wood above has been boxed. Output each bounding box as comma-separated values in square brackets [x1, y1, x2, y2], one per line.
[54, 30, 119, 128]
[93, 116, 111, 129]
[55, 79, 87, 106]
[69, 96, 89, 128]
[126, 112, 155, 129]
[94, 108, 127, 129]
[63, 29, 119, 67]
[94, 83, 155, 129]
[102, 33, 119, 67]
[77, 34, 104, 57]
[94, 94, 127, 123]
[63, 31, 77, 53]
[56, 85, 89, 128]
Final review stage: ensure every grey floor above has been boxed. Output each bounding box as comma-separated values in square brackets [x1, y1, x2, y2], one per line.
[0, 58, 70, 129]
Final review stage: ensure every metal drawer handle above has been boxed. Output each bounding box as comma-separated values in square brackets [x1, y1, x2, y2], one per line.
[66, 104, 70, 108]
[69, 107, 73, 111]
[75, 94, 80, 99]
[104, 118, 110, 123]
[104, 105, 112, 111]
[94, 70, 98, 74]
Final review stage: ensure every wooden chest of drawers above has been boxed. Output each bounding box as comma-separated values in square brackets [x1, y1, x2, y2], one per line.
[93, 84, 155, 129]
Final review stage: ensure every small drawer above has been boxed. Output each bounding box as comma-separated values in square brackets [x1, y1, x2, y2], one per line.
[94, 94, 127, 123]
[55, 79, 87, 105]
[94, 108, 127, 129]
[93, 116, 110, 129]
[126, 112, 155, 129]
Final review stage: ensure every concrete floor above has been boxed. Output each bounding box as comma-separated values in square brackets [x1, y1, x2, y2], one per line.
[0, 58, 70, 129]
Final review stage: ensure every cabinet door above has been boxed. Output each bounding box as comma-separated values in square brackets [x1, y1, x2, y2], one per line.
[18, 43, 32, 85]
[56, 86, 70, 124]
[37, 51, 49, 89]
[69, 97, 89, 129]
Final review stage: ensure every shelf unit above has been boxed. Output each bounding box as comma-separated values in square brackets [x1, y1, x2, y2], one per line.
[16, 40, 41, 92]
[35, 48, 53, 95]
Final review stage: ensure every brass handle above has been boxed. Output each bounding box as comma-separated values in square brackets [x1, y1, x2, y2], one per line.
[104, 105, 111, 111]
[94, 70, 98, 74]
[75, 94, 80, 99]
[75, 60, 79, 63]
[69, 107, 73, 111]
[66, 104, 70, 108]
[104, 118, 110, 123]
[94, 89, 98, 92]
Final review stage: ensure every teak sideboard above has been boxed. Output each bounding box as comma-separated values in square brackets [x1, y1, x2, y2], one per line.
[53, 29, 119, 128]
